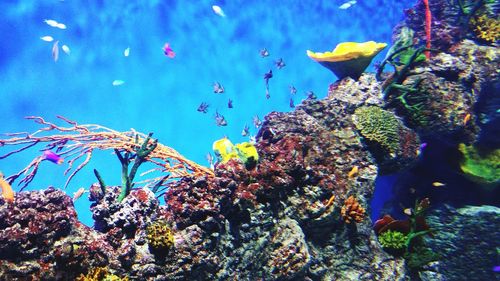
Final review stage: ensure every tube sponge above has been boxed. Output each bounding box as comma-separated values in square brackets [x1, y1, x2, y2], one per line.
[307, 41, 387, 80]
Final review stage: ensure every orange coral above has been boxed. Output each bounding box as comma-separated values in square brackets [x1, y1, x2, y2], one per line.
[341, 195, 365, 223]
[0, 116, 213, 191]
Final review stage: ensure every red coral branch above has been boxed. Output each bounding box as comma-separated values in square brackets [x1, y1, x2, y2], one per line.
[423, 0, 432, 59]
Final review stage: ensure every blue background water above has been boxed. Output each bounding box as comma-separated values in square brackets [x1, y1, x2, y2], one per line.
[0, 0, 411, 226]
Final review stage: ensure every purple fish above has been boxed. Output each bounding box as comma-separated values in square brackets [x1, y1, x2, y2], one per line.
[42, 150, 64, 164]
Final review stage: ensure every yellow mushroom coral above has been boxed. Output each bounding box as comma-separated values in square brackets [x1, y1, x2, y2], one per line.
[306, 41, 387, 80]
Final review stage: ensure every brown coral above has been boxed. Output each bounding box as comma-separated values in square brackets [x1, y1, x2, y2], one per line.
[341, 195, 366, 224]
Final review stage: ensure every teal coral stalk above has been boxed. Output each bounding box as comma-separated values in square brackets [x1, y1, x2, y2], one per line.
[115, 133, 158, 202]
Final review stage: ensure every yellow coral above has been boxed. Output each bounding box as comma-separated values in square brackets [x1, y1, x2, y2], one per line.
[146, 221, 175, 251]
[306, 41, 387, 80]
[471, 15, 500, 43]
[76, 267, 128, 281]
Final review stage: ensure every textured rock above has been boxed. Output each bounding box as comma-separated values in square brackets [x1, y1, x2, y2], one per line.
[422, 205, 500, 281]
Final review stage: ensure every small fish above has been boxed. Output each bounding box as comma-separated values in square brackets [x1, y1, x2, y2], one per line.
[403, 208, 413, 216]
[264, 70, 273, 83]
[409, 187, 416, 194]
[163, 42, 175, 58]
[348, 165, 359, 178]
[432, 181, 446, 187]
[0, 172, 15, 204]
[44, 19, 59, 27]
[463, 113, 471, 126]
[52, 40, 59, 62]
[493, 265, 500, 272]
[124, 47, 130, 57]
[40, 35, 54, 42]
[264, 70, 273, 98]
[260, 48, 269, 57]
[275, 58, 286, 69]
[324, 194, 336, 208]
[228, 99, 233, 108]
[215, 111, 228, 126]
[241, 125, 250, 136]
[289, 85, 297, 95]
[42, 150, 64, 164]
[289, 98, 295, 108]
[212, 5, 226, 17]
[253, 115, 262, 128]
[55, 23, 66, 29]
[306, 91, 317, 99]
[112, 80, 125, 86]
[339, 0, 357, 9]
[197, 102, 209, 113]
[61, 44, 70, 55]
[72, 187, 87, 202]
[206, 153, 214, 169]
[213, 82, 225, 94]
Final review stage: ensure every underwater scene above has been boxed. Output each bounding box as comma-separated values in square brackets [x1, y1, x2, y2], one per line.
[0, 0, 499, 280]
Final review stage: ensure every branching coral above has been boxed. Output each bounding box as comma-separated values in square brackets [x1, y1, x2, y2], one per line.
[0, 116, 213, 192]
[353, 106, 401, 152]
[341, 195, 366, 224]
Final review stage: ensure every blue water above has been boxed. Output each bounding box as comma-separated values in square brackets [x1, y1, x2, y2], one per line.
[0, 0, 411, 226]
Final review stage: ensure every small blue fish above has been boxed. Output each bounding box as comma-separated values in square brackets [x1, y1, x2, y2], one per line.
[289, 85, 297, 95]
[213, 82, 225, 94]
[228, 99, 233, 109]
[289, 98, 295, 108]
[260, 48, 269, 57]
[306, 91, 316, 100]
[275, 58, 286, 69]
[241, 125, 250, 137]
[253, 115, 262, 128]
[214, 111, 227, 126]
[197, 102, 209, 113]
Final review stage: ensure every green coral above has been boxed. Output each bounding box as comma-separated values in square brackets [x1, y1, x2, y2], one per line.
[404, 246, 440, 270]
[458, 143, 500, 186]
[378, 230, 408, 251]
[146, 221, 175, 252]
[353, 106, 401, 152]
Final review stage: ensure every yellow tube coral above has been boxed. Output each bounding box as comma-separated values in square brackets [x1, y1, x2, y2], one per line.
[307, 41, 387, 80]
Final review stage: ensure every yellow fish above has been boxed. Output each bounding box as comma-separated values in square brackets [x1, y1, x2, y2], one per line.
[0, 172, 15, 204]
[348, 165, 359, 178]
[463, 113, 471, 126]
[432, 181, 446, 187]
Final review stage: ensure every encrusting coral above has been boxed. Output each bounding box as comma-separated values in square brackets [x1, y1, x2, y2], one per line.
[470, 14, 500, 43]
[307, 41, 387, 80]
[146, 221, 175, 252]
[352, 106, 401, 152]
[76, 267, 128, 281]
[378, 230, 408, 252]
[341, 195, 366, 223]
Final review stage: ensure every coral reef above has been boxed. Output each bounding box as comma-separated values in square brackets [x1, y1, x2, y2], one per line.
[0, 0, 498, 279]
[470, 14, 500, 43]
